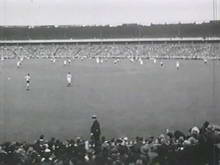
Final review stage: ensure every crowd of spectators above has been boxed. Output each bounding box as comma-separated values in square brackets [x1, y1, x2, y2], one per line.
[0, 121, 220, 165]
[1, 43, 220, 60]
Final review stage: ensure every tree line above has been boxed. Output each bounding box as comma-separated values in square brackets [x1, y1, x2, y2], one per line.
[0, 21, 220, 40]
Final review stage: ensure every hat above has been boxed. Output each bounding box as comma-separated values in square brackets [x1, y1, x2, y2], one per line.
[183, 140, 191, 146]
[92, 115, 97, 119]
[40, 135, 44, 139]
[203, 121, 210, 128]
[191, 127, 200, 134]
[45, 148, 51, 153]
[124, 137, 128, 141]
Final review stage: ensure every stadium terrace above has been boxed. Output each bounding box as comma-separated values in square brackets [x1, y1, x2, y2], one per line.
[0, 38, 220, 60]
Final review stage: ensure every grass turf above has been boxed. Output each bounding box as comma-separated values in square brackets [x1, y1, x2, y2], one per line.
[0, 58, 220, 142]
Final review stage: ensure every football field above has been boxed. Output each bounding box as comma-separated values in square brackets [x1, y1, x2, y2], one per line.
[0, 58, 220, 142]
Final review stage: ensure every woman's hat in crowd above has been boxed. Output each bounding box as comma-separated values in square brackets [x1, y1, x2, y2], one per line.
[92, 115, 97, 119]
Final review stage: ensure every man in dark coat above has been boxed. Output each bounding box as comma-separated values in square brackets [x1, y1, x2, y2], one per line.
[90, 115, 101, 154]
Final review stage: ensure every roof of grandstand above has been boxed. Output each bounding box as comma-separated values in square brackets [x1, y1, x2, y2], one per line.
[1, 37, 220, 44]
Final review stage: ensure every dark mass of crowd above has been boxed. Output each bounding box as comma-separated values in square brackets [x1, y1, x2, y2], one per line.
[1, 43, 220, 60]
[1, 120, 220, 165]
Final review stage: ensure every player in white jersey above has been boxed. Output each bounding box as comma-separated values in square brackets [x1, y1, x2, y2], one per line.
[139, 58, 143, 65]
[176, 61, 180, 70]
[50, 58, 56, 63]
[25, 73, 31, 90]
[96, 57, 100, 64]
[113, 59, 120, 64]
[100, 58, 104, 64]
[129, 57, 134, 63]
[17, 61, 21, 68]
[66, 72, 72, 87]
[64, 60, 67, 65]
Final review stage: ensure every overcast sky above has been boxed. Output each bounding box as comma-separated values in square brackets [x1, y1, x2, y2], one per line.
[0, 0, 219, 26]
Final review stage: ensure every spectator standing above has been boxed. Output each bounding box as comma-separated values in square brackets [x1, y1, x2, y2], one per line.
[90, 115, 101, 154]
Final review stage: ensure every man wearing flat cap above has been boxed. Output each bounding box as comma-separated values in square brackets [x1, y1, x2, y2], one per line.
[90, 115, 101, 153]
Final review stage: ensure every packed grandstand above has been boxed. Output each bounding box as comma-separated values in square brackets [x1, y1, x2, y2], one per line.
[1, 42, 220, 60]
